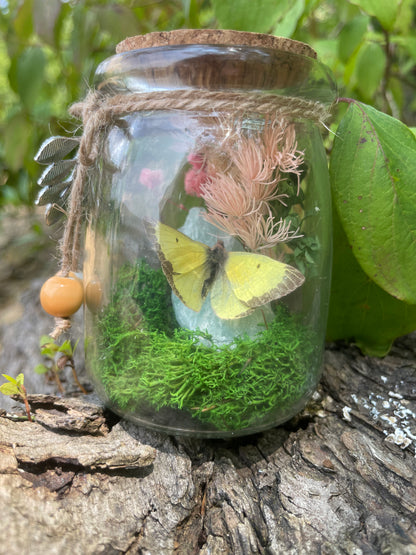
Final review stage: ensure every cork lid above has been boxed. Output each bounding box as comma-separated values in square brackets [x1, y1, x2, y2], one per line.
[116, 29, 317, 59]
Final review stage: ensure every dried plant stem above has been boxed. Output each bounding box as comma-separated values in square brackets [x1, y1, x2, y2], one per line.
[69, 362, 88, 395]
[53, 372, 65, 395]
[21, 386, 33, 422]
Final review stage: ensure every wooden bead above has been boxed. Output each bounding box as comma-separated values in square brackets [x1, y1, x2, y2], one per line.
[85, 279, 103, 313]
[40, 274, 84, 317]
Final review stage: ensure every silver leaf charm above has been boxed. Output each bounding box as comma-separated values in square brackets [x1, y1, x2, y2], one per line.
[35, 135, 80, 225]
[36, 179, 72, 206]
[37, 159, 76, 188]
[35, 136, 80, 165]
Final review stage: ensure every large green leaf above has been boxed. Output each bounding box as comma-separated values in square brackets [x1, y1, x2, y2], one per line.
[16, 46, 46, 111]
[337, 15, 369, 64]
[211, 0, 294, 33]
[330, 101, 416, 303]
[3, 113, 32, 173]
[327, 208, 416, 356]
[95, 6, 142, 43]
[393, 35, 416, 62]
[13, 0, 33, 40]
[349, 0, 398, 31]
[272, 0, 305, 38]
[355, 42, 386, 99]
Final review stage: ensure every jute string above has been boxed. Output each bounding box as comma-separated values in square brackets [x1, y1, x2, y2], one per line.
[51, 88, 331, 337]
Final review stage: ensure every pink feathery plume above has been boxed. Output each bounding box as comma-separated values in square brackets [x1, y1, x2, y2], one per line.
[199, 117, 304, 251]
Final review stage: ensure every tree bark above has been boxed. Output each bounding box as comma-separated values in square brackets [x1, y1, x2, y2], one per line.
[1, 335, 415, 555]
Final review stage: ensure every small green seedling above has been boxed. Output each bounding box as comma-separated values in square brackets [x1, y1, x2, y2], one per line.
[35, 335, 87, 394]
[0, 373, 32, 421]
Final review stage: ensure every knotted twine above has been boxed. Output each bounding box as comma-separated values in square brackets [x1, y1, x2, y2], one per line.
[51, 87, 332, 338]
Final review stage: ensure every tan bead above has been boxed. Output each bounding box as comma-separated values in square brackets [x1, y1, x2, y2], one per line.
[85, 279, 103, 313]
[40, 274, 84, 317]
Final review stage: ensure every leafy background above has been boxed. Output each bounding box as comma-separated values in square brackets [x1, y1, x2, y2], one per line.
[0, 0, 415, 355]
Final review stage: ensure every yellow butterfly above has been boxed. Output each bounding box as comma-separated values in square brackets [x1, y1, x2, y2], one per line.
[154, 222, 305, 320]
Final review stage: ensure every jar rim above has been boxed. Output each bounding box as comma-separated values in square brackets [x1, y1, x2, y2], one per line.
[116, 29, 317, 60]
[95, 41, 336, 109]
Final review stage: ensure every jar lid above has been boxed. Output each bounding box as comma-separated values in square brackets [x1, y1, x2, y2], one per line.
[116, 29, 317, 60]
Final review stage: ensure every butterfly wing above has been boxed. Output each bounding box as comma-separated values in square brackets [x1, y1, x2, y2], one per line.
[213, 252, 304, 318]
[210, 269, 255, 319]
[155, 222, 209, 312]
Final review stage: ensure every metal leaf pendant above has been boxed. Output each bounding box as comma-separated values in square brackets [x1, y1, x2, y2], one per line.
[35, 136, 80, 164]
[35, 136, 80, 225]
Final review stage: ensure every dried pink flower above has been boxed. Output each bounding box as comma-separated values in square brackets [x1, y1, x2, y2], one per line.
[263, 121, 304, 193]
[201, 173, 259, 217]
[232, 135, 275, 184]
[204, 205, 301, 252]
[184, 152, 210, 197]
[184, 168, 209, 197]
[139, 168, 164, 190]
[198, 117, 304, 251]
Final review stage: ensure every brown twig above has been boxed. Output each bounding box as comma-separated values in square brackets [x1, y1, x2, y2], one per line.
[69, 361, 88, 395]
[20, 385, 33, 422]
[53, 371, 65, 394]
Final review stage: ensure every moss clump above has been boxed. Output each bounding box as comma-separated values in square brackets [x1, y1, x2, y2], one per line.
[92, 260, 318, 431]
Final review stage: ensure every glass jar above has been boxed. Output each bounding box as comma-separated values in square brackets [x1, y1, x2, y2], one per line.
[83, 30, 336, 437]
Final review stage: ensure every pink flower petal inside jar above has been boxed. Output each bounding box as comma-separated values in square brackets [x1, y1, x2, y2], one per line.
[139, 168, 164, 189]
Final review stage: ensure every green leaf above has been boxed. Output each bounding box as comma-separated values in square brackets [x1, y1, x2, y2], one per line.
[327, 208, 416, 356]
[13, 0, 34, 39]
[330, 101, 416, 303]
[355, 42, 386, 99]
[393, 36, 416, 62]
[349, 0, 398, 31]
[69, 5, 99, 71]
[3, 112, 32, 173]
[310, 39, 339, 69]
[182, 0, 200, 27]
[337, 15, 369, 64]
[34, 363, 49, 374]
[393, 0, 415, 34]
[40, 335, 59, 357]
[39, 335, 54, 347]
[95, 6, 141, 43]
[58, 340, 73, 356]
[1, 373, 17, 384]
[51, 1, 71, 50]
[16, 46, 46, 111]
[40, 347, 57, 358]
[0, 382, 19, 396]
[272, 0, 305, 38]
[211, 0, 294, 32]
[15, 373, 24, 386]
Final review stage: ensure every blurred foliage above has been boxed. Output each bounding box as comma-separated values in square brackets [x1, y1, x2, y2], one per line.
[0, 0, 415, 206]
[1, 0, 415, 354]
[0, 0, 212, 206]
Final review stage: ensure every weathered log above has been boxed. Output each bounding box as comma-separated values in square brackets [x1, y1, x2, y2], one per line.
[1, 336, 415, 555]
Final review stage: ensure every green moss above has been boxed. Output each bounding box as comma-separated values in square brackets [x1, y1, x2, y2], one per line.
[92, 260, 318, 431]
